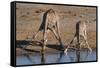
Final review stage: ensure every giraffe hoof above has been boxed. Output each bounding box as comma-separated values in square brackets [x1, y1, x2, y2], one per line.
[89, 48, 92, 54]
[64, 49, 68, 55]
[87, 47, 92, 54]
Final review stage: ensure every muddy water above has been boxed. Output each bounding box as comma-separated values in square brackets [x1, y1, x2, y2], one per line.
[16, 51, 96, 66]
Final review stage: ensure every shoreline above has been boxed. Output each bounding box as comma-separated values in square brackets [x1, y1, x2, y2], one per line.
[16, 45, 96, 56]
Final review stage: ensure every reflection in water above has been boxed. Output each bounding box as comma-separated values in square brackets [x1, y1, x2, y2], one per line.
[16, 40, 96, 65]
[23, 53, 33, 63]
[41, 52, 45, 64]
[57, 51, 64, 62]
[16, 51, 96, 65]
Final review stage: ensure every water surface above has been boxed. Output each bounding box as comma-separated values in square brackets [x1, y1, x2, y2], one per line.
[16, 51, 96, 65]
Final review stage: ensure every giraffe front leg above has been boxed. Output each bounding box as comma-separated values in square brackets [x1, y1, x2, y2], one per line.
[42, 29, 48, 51]
[86, 41, 92, 53]
[50, 27, 64, 50]
[64, 45, 69, 55]
[32, 31, 40, 40]
[84, 36, 92, 53]
[79, 41, 84, 50]
[64, 33, 77, 55]
[84, 30, 92, 53]
[56, 21, 64, 49]
[41, 39, 47, 51]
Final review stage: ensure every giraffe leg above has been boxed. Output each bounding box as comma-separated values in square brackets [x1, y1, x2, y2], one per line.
[64, 36, 77, 54]
[32, 31, 40, 39]
[70, 36, 77, 44]
[49, 27, 64, 49]
[86, 40, 92, 53]
[64, 45, 69, 55]
[83, 36, 92, 53]
[56, 21, 64, 49]
[84, 30, 92, 53]
[42, 29, 48, 51]
[79, 40, 84, 49]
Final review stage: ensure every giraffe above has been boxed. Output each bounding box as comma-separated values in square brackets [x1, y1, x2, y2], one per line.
[32, 9, 64, 51]
[64, 19, 92, 55]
